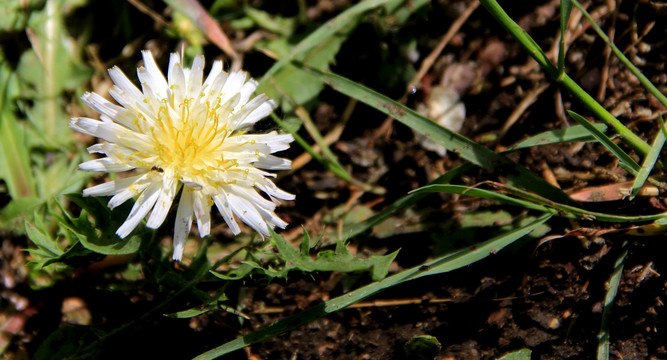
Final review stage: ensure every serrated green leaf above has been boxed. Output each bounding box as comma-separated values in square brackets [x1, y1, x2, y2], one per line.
[271, 230, 398, 281]
[194, 215, 552, 359]
[244, 6, 296, 35]
[25, 220, 63, 257]
[62, 195, 145, 255]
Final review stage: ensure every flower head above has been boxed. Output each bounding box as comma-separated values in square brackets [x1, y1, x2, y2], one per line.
[71, 50, 294, 260]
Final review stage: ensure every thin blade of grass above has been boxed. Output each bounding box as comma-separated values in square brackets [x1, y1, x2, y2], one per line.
[411, 184, 667, 223]
[342, 162, 474, 239]
[508, 123, 606, 151]
[571, 0, 667, 111]
[630, 116, 666, 199]
[597, 241, 628, 360]
[558, 0, 573, 77]
[343, 123, 611, 238]
[258, 0, 392, 89]
[479, 0, 650, 158]
[272, 114, 382, 194]
[297, 63, 576, 206]
[567, 110, 640, 174]
[193, 214, 552, 359]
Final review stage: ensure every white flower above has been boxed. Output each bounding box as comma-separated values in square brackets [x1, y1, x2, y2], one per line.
[70, 50, 294, 261]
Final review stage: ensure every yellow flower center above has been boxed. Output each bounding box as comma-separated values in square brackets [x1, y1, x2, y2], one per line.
[148, 95, 232, 180]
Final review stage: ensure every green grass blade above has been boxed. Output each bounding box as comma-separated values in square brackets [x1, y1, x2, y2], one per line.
[558, 0, 573, 77]
[411, 184, 667, 223]
[258, 0, 392, 89]
[630, 116, 666, 199]
[572, 0, 667, 111]
[272, 114, 382, 194]
[567, 110, 640, 174]
[193, 214, 552, 359]
[342, 162, 475, 239]
[597, 241, 627, 360]
[479, 0, 650, 158]
[297, 63, 576, 205]
[508, 123, 607, 151]
[411, 184, 551, 213]
[343, 122, 608, 239]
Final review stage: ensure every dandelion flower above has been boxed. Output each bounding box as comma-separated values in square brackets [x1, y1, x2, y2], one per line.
[71, 50, 294, 260]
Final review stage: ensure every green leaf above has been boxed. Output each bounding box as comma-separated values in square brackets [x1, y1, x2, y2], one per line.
[404, 334, 441, 360]
[411, 184, 667, 223]
[244, 6, 296, 35]
[0, 62, 37, 199]
[261, 32, 347, 113]
[571, 0, 667, 112]
[25, 217, 63, 258]
[629, 116, 666, 199]
[34, 325, 103, 360]
[164, 304, 215, 319]
[62, 195, 145, 255]
[558, 0, 573, 77]
[0, 0, 36, 32]
[508, 123, 607, 151]
[496, 348, 532, 360]
[597, 241, 627, 360]
[258, 0, 393, 92]
[298, 64, 575, 206]
[271, 230, 398, 281]
[479, 0, 650, 158]
[567, 111, 640, 174]
[17, 0, 92, 144]
[194, 214, 552, 359]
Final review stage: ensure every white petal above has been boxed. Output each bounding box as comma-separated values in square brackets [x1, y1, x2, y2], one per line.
[231, 96, 276, 128]
[116, 182, 161, 238]
[255, 205, 288, 229]
[213, 193, 240, 235]
[107, 173, 152, 209]
[220, 71, 247, 105]
[255, 155, 292, 170]
[80, 92, 138, 131]
[82, 174, 145, 196]
[145, 176, 177, 229]
[203, 60, 223, 89]
[141, 50, 168, 96]
[193, 191, 211, 237]
[173, 187, 194, 261]
[70, 117, 150, 151]
[235, 79, 258, 111]
[79, 158, 134, 173]
[228, 192, 269, 236]
[167, 54, 185, 106]
[186, 54, 205, 95]
[138, 66, 167, 101]
[255, 178, 295, 201]
[108, 66, 144, 101]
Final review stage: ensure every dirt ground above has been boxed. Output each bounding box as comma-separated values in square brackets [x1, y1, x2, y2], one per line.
[2, 0, 667, 359]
